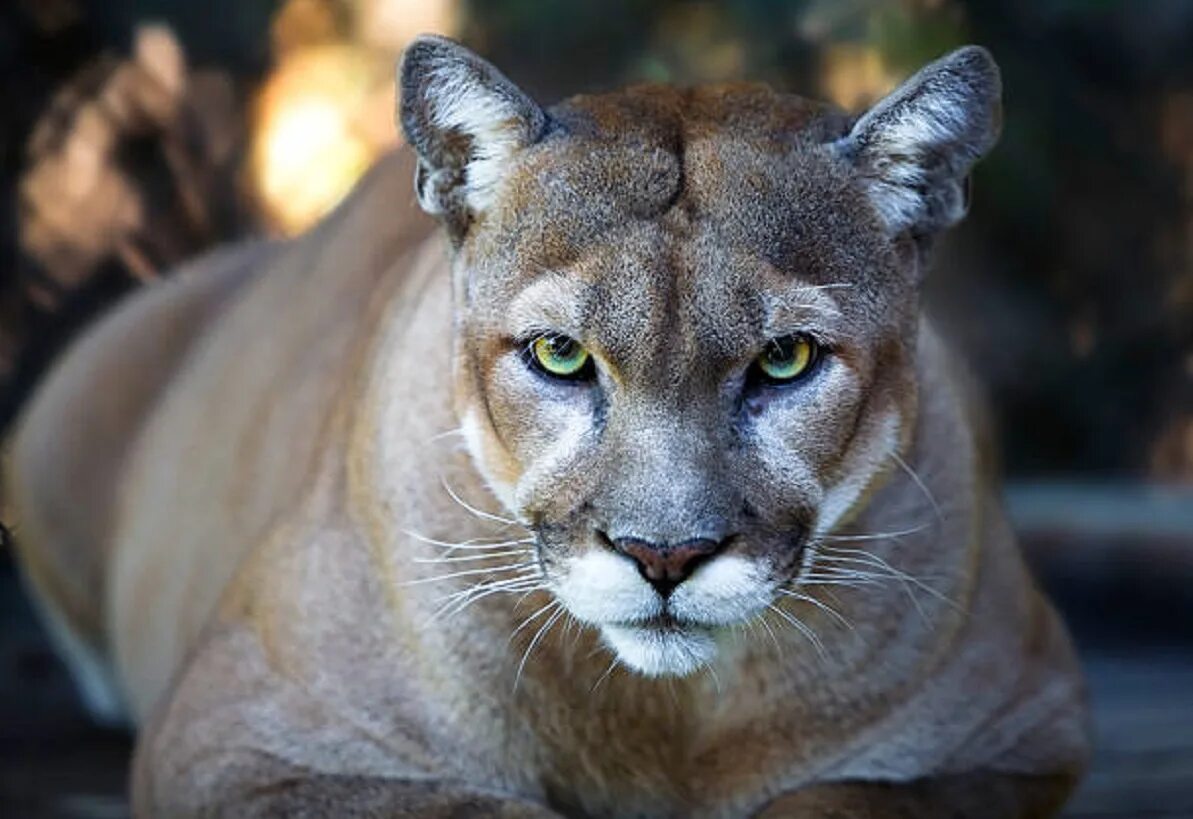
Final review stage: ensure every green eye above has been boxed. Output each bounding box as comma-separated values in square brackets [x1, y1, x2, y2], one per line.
[756, 335, 817, 383]
[530, 334, 593, 379]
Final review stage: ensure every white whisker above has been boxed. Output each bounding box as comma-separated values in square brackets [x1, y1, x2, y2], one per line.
[514, 606, 565, 691]
[508, 599, 560, 643]
[799, 578, 881, 588]
[413, 549, 533, 565]
[757, 610, 784, 658]
[890, 452, 943, 523]
[434, 571, 539, 602]
[812, 553, 933, 622]
[438, 582, 544, 619]
[820, 520, 933, 543]
[776, 589, 853, 631]
[434, 572, 543, 616]
[402, 562, 536, 587]
[767, 603, 826, 660]
[704, 656, 723, 696]
[818, 548, 956, 609]
[402, 529, 533, 551]
[441, 477, 520, 527]
[590, 657, 620, 694]
[796, 282, 853, 292]
[427, 426, 466, 443]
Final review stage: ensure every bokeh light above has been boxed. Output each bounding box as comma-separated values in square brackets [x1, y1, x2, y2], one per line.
[250, 0, 458, 234]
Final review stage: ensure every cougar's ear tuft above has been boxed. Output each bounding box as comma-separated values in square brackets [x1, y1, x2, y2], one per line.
[398, 34, 546, 232]
[832, 45, 1002, 238]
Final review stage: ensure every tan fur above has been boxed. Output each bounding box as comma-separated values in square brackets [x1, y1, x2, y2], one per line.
[4, 40, 1089, 817]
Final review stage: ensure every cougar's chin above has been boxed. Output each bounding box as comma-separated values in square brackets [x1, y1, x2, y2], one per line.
[600, 621, 718, 677]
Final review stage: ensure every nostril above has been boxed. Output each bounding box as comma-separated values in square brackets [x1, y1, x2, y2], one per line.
[613, 539, 670, 584]
[608, 536, 728, 597]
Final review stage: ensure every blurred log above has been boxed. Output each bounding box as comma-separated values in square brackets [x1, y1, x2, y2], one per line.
[0, 22, 255, 434]
[20, 25, 247, 304]
[1010, 481, 1193, 649]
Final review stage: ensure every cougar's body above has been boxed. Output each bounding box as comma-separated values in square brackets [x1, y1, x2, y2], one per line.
[5, 39, 1089, 817]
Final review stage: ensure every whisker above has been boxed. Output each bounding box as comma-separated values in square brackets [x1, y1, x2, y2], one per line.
[666, 678, 682, 709]
[402, 562, 536, 587]
[434, 574, 543, 616]
[558, 611, 580, 654]
[799, 578, 895, 595]
[514, 606, 566, 691]
[756, 611, 784, 658]
[767, 603, 826, 660]
[890, 452, 943, 523]
[818, 548, 956, 608]
[801, 566, 888, 580]
[590, 657, 620, 694]
[704, 657, 723, 696]
[800, 566, 891, 584]
[513, 584, 545, 609]
[776, 589, 853, 631]
[402, 529, 533, 551]
[819, 520, 934, 543]
[810, 563, 950, 589]
[427, 426, 465, 443]
[436, 542, 535, 555]
[441, 477, 520, 527]
[413, 549, 533, 565]
[813, 554, 931, 622]
[508, 599, 560, 643]
[795, 282, 853, 292]
[425, 577, 534, 622]
[438, 583, 544, 619]
[433, 570, 539, 601]
[433, 574, 541, 613]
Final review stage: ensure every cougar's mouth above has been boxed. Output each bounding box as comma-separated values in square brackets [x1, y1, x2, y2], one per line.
[599, 617, 719, 677]
[622, 612, 687, 630]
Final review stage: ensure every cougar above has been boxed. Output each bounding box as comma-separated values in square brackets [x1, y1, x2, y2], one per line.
[4, 35, 1090, 817]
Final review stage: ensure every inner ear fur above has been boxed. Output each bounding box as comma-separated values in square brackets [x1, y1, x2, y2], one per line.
[398, 34, 546, 235]
[832, 45, 1002, 240]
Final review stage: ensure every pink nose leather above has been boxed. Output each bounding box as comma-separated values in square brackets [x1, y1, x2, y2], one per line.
[612, 537, 723, 596]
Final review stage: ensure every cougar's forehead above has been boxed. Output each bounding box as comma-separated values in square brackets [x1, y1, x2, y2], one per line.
[461, 83, 910, 343]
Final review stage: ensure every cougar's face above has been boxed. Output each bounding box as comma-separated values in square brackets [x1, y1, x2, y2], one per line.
[400, 37, 998, 676]
[450, 92, 919, 676]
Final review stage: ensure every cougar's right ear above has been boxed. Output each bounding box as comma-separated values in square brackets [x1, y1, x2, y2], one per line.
[398, 34, 546, 235]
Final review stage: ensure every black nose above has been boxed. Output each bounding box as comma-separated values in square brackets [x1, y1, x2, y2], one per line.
[609, 536, 728, 597]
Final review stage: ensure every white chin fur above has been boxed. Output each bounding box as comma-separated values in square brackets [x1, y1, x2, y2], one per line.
[600, 623, 718, 677]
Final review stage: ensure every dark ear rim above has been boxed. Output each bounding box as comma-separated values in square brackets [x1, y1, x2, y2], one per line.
[840, 45, 1002, 159]
[830, 45, 1003, 239]
[397, 34, 546, 236]
[397, 34, 546, 171]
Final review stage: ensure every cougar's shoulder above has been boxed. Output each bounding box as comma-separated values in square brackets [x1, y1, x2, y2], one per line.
[105, 149, 446, 719]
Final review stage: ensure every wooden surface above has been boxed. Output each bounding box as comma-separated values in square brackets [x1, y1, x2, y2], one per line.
[1066, 653, 1193, 818]
[1, 507, 1190, 818]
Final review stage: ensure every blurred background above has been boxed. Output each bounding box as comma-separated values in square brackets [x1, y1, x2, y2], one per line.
[0, 0, 1189, 816]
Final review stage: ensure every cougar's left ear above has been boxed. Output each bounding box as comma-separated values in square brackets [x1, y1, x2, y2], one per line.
[832, 46, 1002, 239]
[399, 34, 546, 232]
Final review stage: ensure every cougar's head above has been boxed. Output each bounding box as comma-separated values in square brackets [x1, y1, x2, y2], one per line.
[399, 36, 1000, 676]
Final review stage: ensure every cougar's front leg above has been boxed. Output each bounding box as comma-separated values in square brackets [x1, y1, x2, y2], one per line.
[130, 627, 561, 819]
[751, 772, 1079, 819]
